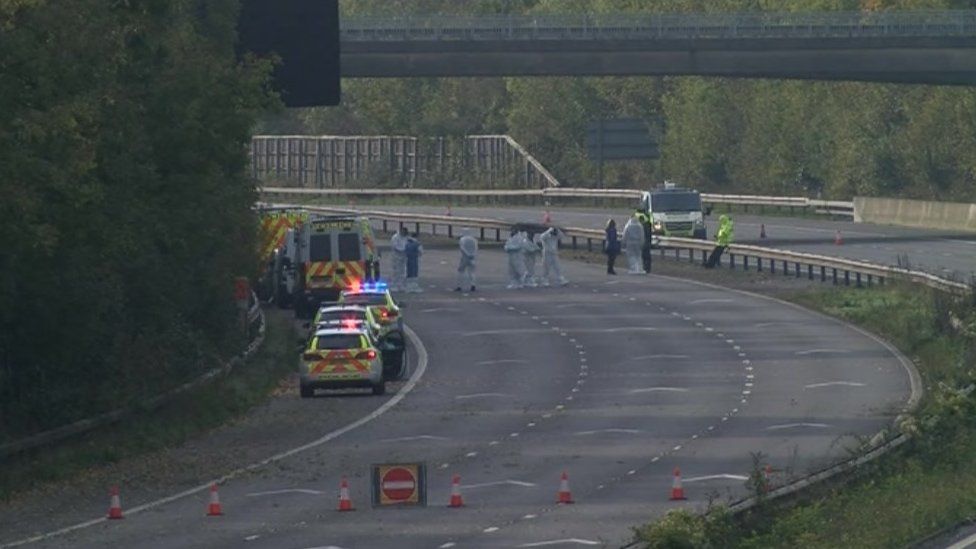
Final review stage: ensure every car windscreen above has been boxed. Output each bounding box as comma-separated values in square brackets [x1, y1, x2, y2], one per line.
[313, 334, 364, 350]
[309, 235, 332, 261]
[342, 293, 387, 306]
[651, 192, 702, 212]
[318, 311, 366, 323]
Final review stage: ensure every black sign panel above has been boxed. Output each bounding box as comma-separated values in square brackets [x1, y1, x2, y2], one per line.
[238, 0, 341, 107]
[586, 118, 659, 160]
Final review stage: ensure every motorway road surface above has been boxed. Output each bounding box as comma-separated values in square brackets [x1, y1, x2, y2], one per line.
[364, 204, 976, 281]
[1, 247, 914, 549]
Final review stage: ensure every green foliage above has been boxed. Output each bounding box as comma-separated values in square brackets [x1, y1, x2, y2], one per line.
[274, 0, 976, 198]
[635, 508, 739, 548]
[0, 1, 274, 439]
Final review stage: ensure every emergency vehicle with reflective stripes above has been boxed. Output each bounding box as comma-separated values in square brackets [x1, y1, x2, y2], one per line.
[312, 305, 382, 337]
[338, 281, 402, 337]
[256, 208, 308, 306]
[300, 327, 385, 398]
[273, 214, 378, 318]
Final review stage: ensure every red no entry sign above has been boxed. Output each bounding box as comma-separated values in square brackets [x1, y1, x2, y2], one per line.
[372, 462, 427, 507]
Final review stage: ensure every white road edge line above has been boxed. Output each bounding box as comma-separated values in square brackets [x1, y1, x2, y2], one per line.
[0, 324, 430, 549]
[805, 381, 867, 389]
[246, 488, 325, 497]
[683, 474, 749, 483]
[765, 423, 830, 430]
[517, 539, 601, 547]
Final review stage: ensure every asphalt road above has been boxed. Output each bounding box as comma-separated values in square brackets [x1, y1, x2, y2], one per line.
[1, 246, 914, 549]
[368, 204, 976, 281]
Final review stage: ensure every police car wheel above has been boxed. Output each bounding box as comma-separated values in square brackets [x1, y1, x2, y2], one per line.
[299, 383, 314, 398]
[371, 382, 386, 396]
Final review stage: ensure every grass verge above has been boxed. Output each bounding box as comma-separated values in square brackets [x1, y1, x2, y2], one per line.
[634, 282, 976, 549]
[0, 310, 297, 501]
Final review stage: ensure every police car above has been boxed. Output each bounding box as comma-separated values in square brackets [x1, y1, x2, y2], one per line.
[312, 305, 381, 336]
[338, 281, 402, 337]
[300, 326, 385, 398]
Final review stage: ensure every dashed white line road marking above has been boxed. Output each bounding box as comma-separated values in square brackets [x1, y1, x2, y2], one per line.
[766, 422, 830, 430]
[683, 474, 749, 483]
[673, 445, 682, 451]
[476, 359, 529, 366]
[484, 527, 500, 533]
[421, 308, 461, 313]
[574, 428, 642, 436]
[805, 381, 867, 389]
[523, 514, 538, 520]
[518, 539, 601, 547]
[631, 354, 689, 361]
[247, 489, 325, 497]
[244, 535, 260, 542]
[796, 349, 851, 356]
[466, 452, 478, 458]
[0, 325, 431, 549]
[629, 387, 689, 394]
[455, 393, 511, 400]
[460, 329, 564, 336]
[378, 435, 449, 443]
[439, 543, 457, 549]
[465, 480, 537, 489]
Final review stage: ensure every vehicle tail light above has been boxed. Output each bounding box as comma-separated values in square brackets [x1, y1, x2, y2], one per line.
[357, 350, 377, 360]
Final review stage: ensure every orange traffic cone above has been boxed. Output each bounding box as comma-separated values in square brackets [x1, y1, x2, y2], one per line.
[448, 474, 464, 508]
[670, 467, 686, 501]
[337, 477, 354, 512]
[760, 223, 767, 239]
[107, 486, 124, 520]
[207, 483, 223, 516]
[556, 471, 574, 504]
[543, 210, 552, 224]
[834, 230, 843, 245]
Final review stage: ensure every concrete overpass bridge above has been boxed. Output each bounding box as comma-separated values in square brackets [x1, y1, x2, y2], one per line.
[340, 10, 976, 84]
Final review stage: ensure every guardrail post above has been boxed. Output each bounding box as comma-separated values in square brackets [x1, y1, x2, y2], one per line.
[832, 268, 838, 285]
[844, 270, 851, 286]
[674, 248, 680, 260]
[587, 238, 593, 252]
[448, 224, 454, 238]
[867, 274, 873, 286]
[770, 259, 775, 275]
[808, 264, 814, 280]
[821, 266, 826, 282]
[757, 257, 762, 272]
[743, 256, 750, 271]
[729, 253, 735, 270]
[382, 220, 388, 232]
[496, 228, 501, 242]
[855, 272, 862, 287]
[795, 262, 801, 278]
[571, 236, 578, 249]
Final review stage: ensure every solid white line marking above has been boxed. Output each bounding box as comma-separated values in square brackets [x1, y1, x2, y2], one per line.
[484, 527, 500, 533]
[631, 354, 689, 360]
[461, 329, 562, 336]
[518, 539, 601, 547]
[379, 435, 448, 443]
[465, 480, 537, 489]
[805, 381, 867, 389]
[246, 488, 324, 497]
[456, 393, 511, 400]
[683, 474, 749, 483]
[421, 307, 461, 313]
[690, 298, 733, 305]
[0, 325, 431, 549]
[476, 359, 529, 366]
[796, 349, 851, 356]
[574, 428, 642, 436]
[766, 423, 830, 430]
[629, 387, 688, 394]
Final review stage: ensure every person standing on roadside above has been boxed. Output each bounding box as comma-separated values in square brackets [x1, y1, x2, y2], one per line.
[539, 227, 569, 287]
[390, 227, 408, 290]
[521, 230, 541, 287]
[504, 229, 526, 289]
[455, 228, 478, 292]
[639, 211, 653, 274]
[404, 232, 423, 293]
[623, 213, 645, 275]
[604, 218, 620, 275]
[704, 214, 734, 268]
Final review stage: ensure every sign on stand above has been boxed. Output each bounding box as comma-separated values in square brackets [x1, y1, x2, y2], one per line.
[371, 462, 427, 507]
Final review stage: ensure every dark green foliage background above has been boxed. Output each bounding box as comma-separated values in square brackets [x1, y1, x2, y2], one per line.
[0, 0, 274, 439]
[267, 0, 976, 199]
